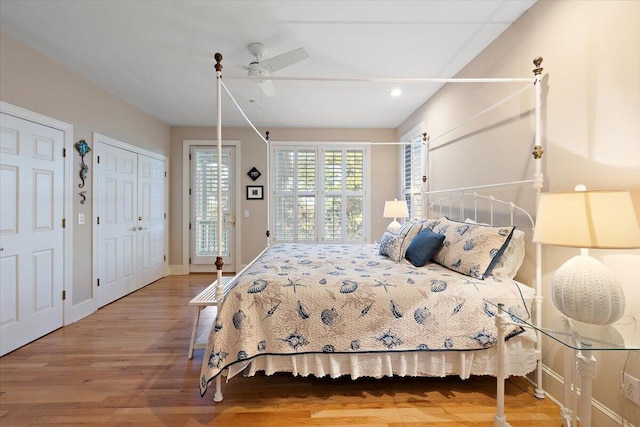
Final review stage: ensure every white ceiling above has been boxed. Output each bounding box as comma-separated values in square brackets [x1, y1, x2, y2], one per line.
[0, 0, 536, 128]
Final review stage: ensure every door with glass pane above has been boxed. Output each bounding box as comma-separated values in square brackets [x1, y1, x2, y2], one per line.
[273, 147, 317, 243]
[272, 144, 366, 244]
[322, 148, 365, 243]
[190, 146, 235, 272]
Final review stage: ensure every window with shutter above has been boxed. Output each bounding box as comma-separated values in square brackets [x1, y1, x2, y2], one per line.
[272, 144, 367, 243]
[402, 129, 425, 220]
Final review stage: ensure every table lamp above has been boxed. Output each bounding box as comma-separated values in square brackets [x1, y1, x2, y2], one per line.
[383, 199, 409, 233]
[533, 187, 640, 324]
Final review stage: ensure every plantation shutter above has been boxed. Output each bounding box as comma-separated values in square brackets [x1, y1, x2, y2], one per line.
[403, 134, 423, 220]
[273, 147, 316, 242]
[272, 144, 366, 243]
[193, 146, 231, 256]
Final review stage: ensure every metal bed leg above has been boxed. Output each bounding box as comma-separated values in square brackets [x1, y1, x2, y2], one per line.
[494, 304, 512, 427]
[214, 375, 224, 402]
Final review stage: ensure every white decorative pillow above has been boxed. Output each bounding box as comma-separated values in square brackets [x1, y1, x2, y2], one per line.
[432, 217, 514, 279]
[464, 219, 525, 279]
[379, 221, 423, 261]
[490, 229, 525, 278]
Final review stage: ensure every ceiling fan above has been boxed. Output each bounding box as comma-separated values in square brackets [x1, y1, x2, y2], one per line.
[243, 42, 310, 97]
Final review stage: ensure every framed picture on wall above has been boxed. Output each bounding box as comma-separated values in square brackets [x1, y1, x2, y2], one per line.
[246, 185, 263, 200]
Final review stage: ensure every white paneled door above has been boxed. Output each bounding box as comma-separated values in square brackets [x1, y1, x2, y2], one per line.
[96, 142, 138, 307]
[137, 154, 166, 286]
[95, 139, 167, 308]
[0, 113, 64, 356]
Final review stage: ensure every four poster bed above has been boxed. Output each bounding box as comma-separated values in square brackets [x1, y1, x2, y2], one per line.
[199, 54, 546, 425]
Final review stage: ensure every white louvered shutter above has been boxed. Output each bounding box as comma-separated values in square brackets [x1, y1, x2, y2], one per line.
[192, 146, 230, 257]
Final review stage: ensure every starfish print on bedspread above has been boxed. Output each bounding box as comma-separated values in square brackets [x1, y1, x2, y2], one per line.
[463, 278, 484, 291]
[283, 278, 305, 293]
[373, 279, 396, 293]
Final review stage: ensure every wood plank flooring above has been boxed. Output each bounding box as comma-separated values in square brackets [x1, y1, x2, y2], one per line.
[0, 274, 562, 426]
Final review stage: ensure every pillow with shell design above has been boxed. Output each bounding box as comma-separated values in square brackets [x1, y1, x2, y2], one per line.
[379, 220, 424, 262]
[432, 217, 514, 279]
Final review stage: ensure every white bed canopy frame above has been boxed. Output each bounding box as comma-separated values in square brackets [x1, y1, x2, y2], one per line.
[211, 53, 545, 424]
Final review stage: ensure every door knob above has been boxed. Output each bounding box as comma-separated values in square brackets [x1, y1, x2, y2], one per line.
[138, 226, 143, 230]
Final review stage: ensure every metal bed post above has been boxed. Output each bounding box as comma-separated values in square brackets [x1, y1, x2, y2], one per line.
[213, 52, 224, 403]
[532, 56, 545, 400]
[265, 130, 271, 246]
[494, 303, 511, 427]
[421, 132, 429, 216]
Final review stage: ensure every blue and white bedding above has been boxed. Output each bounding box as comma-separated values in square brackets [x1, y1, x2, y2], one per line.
[199, 243, 534, 396]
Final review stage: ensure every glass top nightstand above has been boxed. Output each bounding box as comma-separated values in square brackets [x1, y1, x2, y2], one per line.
[485, 299, 640, 351]
[485, 299, 640, 427]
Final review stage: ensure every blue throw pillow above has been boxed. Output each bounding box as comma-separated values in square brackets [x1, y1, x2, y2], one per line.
[405, 228, 446, 267]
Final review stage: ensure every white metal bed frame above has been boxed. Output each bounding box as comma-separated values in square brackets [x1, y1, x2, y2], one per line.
[208, 53, 545, 425]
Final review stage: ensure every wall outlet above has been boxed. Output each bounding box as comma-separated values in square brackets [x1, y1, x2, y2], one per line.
[623, 372, 640, 405]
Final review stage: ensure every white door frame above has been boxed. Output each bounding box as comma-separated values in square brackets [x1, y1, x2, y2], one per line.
[91, 133, 168, 311]
[181, 139, 241, 275]
[0, 101, 75, 325]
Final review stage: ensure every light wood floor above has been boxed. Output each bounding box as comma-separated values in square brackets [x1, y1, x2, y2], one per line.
[0, 274, 562, 426]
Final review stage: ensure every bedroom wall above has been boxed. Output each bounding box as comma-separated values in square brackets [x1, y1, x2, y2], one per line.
[397, 1, 640, 426]
[169, 127, 398, 268]
[0, 33, 171, 311]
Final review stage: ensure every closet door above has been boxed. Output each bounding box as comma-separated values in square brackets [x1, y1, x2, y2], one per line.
[95, 142, 138, 307]
[0, 113, 64, 355]
[136, 154, 166, 286]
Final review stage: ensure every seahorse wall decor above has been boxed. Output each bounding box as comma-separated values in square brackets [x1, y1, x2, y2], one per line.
[76, 140, 91, 205]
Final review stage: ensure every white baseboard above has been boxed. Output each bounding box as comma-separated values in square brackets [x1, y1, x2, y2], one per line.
[70, 298, 96, 323]
[169, 264, 189, 275]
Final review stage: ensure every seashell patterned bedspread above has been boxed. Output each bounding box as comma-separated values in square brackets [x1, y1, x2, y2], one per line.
[200, 243, 535, 396]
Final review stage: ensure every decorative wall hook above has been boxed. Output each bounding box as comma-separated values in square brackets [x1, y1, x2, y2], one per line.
[76, 139, 91, 188]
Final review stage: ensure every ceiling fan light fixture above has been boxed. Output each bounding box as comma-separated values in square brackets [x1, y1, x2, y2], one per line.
[244, 42, 310, 98]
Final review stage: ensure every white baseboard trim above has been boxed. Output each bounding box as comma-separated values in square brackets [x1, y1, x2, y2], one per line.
[70, 298, 96, 323]
[169, 265, 189, 275]
[537, 364, 633, 427]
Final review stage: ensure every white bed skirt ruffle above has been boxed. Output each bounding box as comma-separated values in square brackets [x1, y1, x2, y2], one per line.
[226, 335, 537, 381]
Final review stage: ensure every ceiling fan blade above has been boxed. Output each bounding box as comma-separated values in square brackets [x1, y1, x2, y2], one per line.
[260, 79, 277, 98]
[262, 47, 309, 73]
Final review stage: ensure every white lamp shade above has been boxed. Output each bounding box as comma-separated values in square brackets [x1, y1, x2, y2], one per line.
[383, 199, 409, 219]
[533, 190, 640, 249]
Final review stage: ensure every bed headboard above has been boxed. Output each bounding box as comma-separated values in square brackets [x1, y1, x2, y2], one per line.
[425, 191, 535, 233]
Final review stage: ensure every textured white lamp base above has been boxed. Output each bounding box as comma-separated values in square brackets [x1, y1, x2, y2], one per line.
[551, 255, 625, 325]
[387, 219, 401, 233]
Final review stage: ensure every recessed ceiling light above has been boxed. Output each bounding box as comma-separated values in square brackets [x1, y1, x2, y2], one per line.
[390, 88, 402, 97]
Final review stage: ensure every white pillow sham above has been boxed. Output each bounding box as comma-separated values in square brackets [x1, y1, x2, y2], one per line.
[464, 218, 525, 279]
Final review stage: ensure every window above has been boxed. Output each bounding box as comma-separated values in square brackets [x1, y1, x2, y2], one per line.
[402, 127, 426, 220]
[272, 144, 368, 243]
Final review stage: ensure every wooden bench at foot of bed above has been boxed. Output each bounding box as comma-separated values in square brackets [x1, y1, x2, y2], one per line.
[187, 276, 235, 359]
